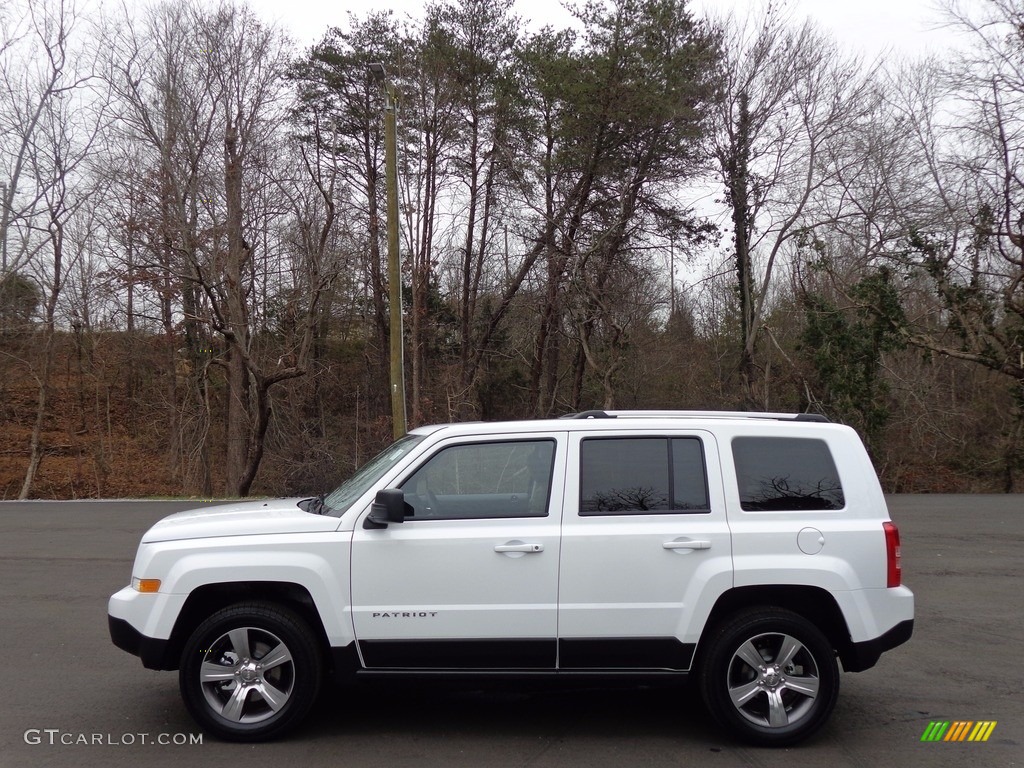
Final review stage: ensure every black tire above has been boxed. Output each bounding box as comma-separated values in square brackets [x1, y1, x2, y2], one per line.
[697, 607, 839, 747]
[179, 601, 323, 741]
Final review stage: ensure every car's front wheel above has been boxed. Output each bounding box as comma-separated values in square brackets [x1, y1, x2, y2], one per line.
[179, 602, 323, 741]
[698, 607, 839, 746]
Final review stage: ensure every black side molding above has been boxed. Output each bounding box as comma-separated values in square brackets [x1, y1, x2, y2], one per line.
[559, 637, 695, 671]
[359, 639, 556, 669]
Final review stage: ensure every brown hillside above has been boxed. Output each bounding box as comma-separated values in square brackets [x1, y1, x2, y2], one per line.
[1, 334, 184, 499]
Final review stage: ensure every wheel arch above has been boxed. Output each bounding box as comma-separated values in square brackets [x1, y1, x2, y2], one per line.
[695, 585, 854, 671]
[155, 582, 332, 672]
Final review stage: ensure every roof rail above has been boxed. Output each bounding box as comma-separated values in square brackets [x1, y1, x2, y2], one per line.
[793, 413, 830, 423]
[560, 410, 617, 419]
[590, 410, 830, 423]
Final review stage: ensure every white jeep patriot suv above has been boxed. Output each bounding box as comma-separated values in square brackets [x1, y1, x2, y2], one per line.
[109, 410, 913, 746]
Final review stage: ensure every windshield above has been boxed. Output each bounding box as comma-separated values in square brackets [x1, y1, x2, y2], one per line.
[323, 433, 425, 515]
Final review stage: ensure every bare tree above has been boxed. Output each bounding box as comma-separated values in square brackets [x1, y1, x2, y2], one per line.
[0, 0, 89, 283]
[106, 0, 340, 496]
[713, 4, 878, 407]
[289, 13, 407, 413]
[866, 0, 1024, 488]
[4, 0, 108, 497]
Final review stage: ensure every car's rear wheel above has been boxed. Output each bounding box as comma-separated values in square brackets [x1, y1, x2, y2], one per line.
[698, 608, 839, 746]
[179, 602, 322, 741]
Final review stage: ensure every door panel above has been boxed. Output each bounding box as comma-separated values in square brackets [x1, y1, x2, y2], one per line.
[557, 431, 732, 670]
[350, 434, 566, 669]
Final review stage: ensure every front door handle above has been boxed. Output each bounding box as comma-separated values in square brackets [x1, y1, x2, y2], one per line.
[494, 541, 544, 553]
[663, 539, 711, 551]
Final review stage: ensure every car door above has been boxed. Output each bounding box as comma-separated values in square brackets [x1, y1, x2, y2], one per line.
[350, 433, 566, 669]
[556, 430, 732, 671]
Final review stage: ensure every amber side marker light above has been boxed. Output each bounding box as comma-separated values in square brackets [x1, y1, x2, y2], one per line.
[132, 578, 161, 593]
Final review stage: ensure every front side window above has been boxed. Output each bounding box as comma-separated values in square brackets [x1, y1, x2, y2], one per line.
[580, 437, 709, 515]
[732, 437, 845, 511]
[401, 440, 555, 519]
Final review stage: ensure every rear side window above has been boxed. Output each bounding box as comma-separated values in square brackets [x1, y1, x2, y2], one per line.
[580, 437, 709, 515]
[732, 437, 844, 511]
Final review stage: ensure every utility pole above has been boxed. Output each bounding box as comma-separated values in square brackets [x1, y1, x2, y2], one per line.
[369, 63, 407, 439]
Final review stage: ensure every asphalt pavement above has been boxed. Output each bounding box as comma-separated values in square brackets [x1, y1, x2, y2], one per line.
[0, 495, 1020, 768]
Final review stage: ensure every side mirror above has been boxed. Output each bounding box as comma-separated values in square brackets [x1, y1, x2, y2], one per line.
[363, 488, 409, 529]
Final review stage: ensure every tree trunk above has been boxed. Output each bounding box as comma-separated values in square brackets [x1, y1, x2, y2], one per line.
[410, 124, 440, 426]
[363, 130, 389, 388]
[459, 111, 482, 415]
[224, 119, 251, 496]
[727, 93, 758, 407]
[19, 216, 64, 499]
[19, 337, 55, 500]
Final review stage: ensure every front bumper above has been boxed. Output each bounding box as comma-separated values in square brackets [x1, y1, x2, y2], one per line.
[108, 585, 184, 670]
[108, 615, 176, 669]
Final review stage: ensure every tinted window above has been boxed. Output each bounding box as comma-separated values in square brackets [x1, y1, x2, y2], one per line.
[401, 440, 555, 519]
[580, 437, 709, 515]
[732, 437, 845, 511]
[672, 438, 710, 510]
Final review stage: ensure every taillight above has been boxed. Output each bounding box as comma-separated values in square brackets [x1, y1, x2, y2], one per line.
[883, 521, 901, 587]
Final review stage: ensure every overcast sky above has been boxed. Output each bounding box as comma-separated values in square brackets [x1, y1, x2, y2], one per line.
[239, 0, 967, 58]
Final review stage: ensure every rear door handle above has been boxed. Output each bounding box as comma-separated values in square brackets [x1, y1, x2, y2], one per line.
[663, 539, 711, 551]
[494, 542, 544, 553]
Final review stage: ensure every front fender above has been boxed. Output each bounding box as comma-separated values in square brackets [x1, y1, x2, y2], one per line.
[131, 532, 353, 646]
